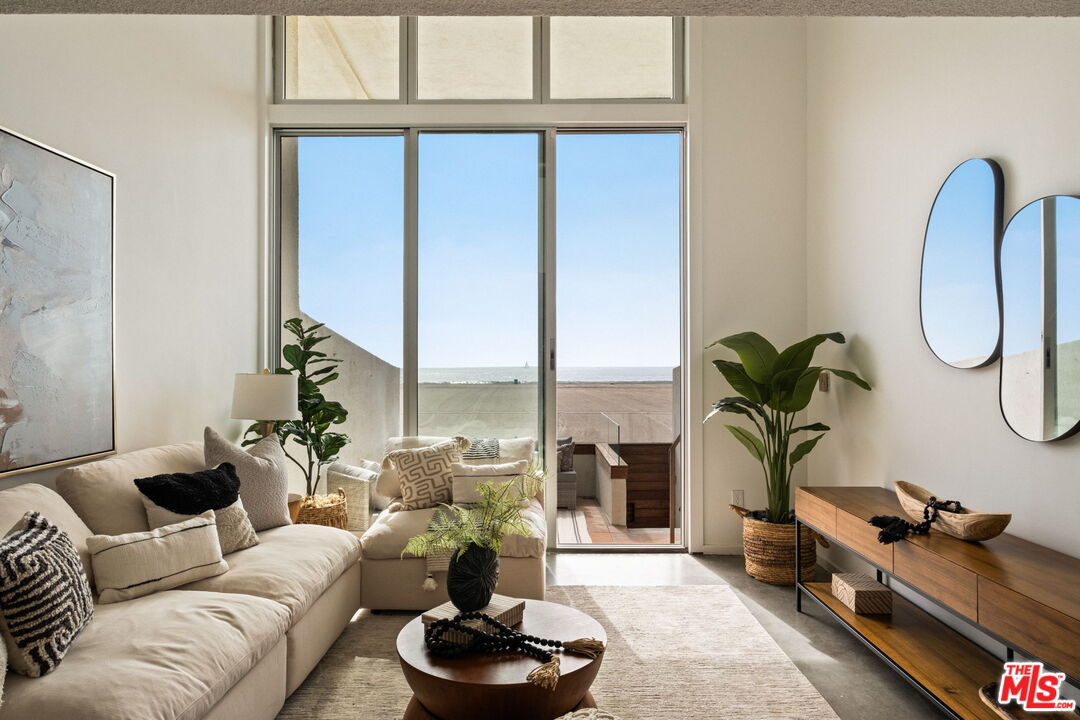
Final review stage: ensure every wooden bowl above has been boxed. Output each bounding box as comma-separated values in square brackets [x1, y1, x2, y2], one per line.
[895, 481, 1011, 542]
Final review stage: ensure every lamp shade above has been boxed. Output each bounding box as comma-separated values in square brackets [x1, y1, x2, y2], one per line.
[231, 373, 301, 421]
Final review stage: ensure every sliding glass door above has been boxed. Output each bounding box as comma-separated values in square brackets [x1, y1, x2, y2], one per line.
[277, 128, 683, 548]
[554, 131, 683, 546]
[416, 132, 543, 440]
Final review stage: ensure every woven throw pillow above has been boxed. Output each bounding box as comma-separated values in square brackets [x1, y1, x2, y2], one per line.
[88, 512, 228, 604]
[0, 512, 94, 678]
[204, 426, 291, 531]
[557, 436, 575, 472]
[452, 459, 531, 505]
[383, 437, 469, 510]
[135, 464, 258, 555]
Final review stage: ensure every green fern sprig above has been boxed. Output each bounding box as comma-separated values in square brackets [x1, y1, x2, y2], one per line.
[403, 462, 545, 559]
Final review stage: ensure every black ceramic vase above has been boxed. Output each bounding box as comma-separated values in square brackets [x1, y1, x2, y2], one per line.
[446, 545, 500, 612]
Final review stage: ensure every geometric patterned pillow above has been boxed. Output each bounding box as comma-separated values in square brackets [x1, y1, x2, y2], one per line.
[384, 437, 469, 511]
[0, 512, 94, 677]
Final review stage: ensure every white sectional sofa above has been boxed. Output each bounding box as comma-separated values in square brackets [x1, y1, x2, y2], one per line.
[0, 443, 362, 720]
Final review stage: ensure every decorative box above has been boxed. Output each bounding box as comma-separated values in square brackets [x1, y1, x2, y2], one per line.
[831, 573, 892, 615]
[422, 594, 525, 645]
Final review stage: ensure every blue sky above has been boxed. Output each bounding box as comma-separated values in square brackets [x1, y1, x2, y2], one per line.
[296, 132, 681, 370]
[1001, 197, 1080, 355]
[921, 159, 1000, 364]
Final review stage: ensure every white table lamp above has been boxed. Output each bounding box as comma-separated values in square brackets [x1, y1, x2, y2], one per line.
[231, 371, 301, 437]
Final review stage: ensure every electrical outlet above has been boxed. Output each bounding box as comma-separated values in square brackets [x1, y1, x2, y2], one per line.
[731, 489, 745, 507]
[818, 371, 830, 392]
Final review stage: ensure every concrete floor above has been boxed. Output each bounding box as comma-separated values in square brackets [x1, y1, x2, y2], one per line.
[546, 552, 945, 720]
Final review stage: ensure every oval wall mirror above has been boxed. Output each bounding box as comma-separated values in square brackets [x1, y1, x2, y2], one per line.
[1000, 195, 1080, 442]
[920, 158, 1004, 369]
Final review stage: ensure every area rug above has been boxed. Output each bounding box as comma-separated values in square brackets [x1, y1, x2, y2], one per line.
[278, 585, 839, 719]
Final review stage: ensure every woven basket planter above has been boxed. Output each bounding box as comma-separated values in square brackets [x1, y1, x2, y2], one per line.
[295, 488, 348, 530]
[731, 505, 823, 585]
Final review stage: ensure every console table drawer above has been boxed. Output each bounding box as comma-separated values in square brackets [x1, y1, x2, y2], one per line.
[795, 490, 836, 537]
[894, 541, 977, 620]
[836, 510, 892, 571]
[979, 578, 1080, 680]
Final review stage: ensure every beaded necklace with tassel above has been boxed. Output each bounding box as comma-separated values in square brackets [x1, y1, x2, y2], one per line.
[424, 611, 606, 690]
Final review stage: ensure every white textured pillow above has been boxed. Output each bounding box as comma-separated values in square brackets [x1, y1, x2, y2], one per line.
[464, 437, 536, 466]
[204, 427, 291, 531]
[452, 460, 531, 504]
[88, 512, 229, 604]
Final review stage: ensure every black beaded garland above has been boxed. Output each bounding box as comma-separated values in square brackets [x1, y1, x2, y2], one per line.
[424, 611, 563, 666]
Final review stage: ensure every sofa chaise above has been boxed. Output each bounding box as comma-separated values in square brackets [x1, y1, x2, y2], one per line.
[359, 435, 547, 610]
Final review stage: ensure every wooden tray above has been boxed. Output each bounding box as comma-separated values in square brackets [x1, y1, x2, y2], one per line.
[896, 481, 1011, 541]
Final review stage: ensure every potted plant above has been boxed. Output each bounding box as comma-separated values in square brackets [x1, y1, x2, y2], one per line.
[705, 331, 870, 584]
[404, 465, 544, 612]
[245, 317, 350, 527]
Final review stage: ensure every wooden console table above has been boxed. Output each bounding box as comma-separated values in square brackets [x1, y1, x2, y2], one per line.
[795, 486, 1080, 720]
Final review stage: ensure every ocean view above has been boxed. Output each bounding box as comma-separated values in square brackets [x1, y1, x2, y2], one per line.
[418, 366, 675, 384]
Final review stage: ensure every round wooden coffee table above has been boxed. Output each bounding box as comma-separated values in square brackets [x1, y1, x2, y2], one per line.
[397, 599, 606, 720]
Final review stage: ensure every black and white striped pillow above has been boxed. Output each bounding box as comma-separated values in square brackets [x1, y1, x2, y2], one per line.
[0, 512, 94, 677]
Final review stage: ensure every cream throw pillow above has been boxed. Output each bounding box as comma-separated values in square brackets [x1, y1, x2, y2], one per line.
[451, 459, 531, 505]
[88, 512, 229, 604]
[383, 437, 469, 510]
[204, 427, 291, 531]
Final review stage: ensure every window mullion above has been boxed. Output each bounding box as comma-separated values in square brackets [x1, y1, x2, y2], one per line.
[403, 129, 419, 435]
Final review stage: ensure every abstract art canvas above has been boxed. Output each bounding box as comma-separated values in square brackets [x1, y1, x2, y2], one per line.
[0, 127, 114, 477]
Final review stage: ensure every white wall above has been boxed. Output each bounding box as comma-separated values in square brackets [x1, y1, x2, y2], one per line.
[0, 15, 262, 490]
[805, 17, 1080, 557]
[694, 18, 809, 552]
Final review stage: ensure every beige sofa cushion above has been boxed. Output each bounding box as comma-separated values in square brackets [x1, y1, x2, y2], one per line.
[56, 442, 206, 536]
[0, 589, 289, 720]
[0, 484, 96, 589]
[360, 497, 546, 560]
[451, 459, 530, 504]
[178, 523, 361, 624]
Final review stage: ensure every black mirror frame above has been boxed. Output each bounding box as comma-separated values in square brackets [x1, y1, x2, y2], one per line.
[998, 193, 1080, 443]
[919, 157, 1005, 370]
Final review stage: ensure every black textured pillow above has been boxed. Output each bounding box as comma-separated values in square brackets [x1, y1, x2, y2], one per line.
[134, 463, 241, 515]
[0, 512, 94, 677]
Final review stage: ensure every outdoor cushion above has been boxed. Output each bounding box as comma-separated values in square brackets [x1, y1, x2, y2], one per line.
[56, 442, 206, 536]
[0, 589, 289, 720]
[0, 484, 97, 590]
[360, 497, 546, 560]
[178, 522, 361, 624]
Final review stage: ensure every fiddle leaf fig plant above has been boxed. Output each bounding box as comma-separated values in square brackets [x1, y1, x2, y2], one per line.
[705, 331, 871, 523]
[244, 317, 350, 497]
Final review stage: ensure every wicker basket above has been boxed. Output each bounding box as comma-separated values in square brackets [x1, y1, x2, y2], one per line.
[730, 505, 825, 585]
[295, 488, 348, 529]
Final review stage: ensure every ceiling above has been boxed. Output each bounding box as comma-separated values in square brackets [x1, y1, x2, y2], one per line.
[2, 0, 1079, 15]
